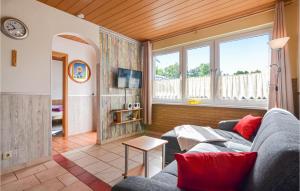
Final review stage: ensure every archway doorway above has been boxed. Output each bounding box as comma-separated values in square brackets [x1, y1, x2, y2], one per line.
[51, 33, 99, 155]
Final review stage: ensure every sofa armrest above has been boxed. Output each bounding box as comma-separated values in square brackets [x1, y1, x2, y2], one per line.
[218, 119, 240, 132]
[112, 176, 180, 191]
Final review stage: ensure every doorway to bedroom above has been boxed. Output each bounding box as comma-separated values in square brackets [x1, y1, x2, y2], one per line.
[51, 34, 98, 155]
[51, 51, 68, 138]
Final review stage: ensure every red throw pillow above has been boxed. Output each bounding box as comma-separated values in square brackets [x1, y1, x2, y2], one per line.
[175, 152, 257, 191]
[233, 115, 262, 140]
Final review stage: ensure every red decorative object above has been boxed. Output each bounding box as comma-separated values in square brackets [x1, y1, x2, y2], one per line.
[233, 115, 262, 140]
[175, 152, 257, 191]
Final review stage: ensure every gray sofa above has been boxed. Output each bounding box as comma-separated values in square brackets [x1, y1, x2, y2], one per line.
[112, 108, 300, 191]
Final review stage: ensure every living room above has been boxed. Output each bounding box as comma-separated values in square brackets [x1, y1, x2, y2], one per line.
[0, 0, 299, 191]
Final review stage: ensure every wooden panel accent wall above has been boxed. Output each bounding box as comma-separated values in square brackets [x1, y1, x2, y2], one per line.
[99, 32, 143, 142]
[148, 104, 266, 133]
[1, 94, 51, 173]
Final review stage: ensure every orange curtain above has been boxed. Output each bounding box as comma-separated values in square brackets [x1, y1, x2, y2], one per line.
[142, 41, 153, 125]
[269, 0, 294, 113]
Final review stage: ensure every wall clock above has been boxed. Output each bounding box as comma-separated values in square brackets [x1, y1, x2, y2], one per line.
[1, 17, 29, 40]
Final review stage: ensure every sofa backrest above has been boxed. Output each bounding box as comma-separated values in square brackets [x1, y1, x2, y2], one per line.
[244, 108, 300, 191]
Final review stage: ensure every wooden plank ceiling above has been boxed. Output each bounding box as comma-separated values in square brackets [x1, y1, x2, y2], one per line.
[38, 0, 276, 41]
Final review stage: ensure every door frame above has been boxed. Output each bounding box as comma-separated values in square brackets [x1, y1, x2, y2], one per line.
[52, 51, 68, 137]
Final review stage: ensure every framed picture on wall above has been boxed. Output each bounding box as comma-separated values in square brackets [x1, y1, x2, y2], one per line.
[68, 60, 91, 83]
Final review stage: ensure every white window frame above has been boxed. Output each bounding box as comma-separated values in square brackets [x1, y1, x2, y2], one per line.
[183, 41, 214, 104]
[152, 28, 272, 109]
[214, 28, 272, 108]
[152, 47, 183, 103]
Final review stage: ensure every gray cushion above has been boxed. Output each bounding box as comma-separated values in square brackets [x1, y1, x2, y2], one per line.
[213, 129, 252, 151]
[151, 172, 178, 186]
[244, 108, 300, 191]
[112, 176, 180, 191]
[161, 130, 184, 164]
[188, 142, 236, 153]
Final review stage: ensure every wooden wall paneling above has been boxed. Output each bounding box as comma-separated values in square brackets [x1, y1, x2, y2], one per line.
[148, 104, 266, 133]
[1, 94, 51, 173]
[99, 32, 143, 142]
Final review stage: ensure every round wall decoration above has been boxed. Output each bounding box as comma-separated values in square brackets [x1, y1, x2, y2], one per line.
[1, 17, 29, 40]
[68, 60, 91, 83]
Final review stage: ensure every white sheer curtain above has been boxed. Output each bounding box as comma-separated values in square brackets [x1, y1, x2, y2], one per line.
[269, 0, 294, 113]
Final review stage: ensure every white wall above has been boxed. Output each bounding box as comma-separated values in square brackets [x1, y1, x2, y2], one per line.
[51, 60, 63, 100]
[1, 0, 99, 94]
[52, 36, 97, 96]
[0, 0, 100, 172]
[52, 36, 97, 135]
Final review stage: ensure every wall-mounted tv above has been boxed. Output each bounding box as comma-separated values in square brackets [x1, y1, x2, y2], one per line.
[117, 68, 142, 89]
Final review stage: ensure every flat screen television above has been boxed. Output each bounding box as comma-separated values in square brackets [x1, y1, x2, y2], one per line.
[117, 68, 142, 89]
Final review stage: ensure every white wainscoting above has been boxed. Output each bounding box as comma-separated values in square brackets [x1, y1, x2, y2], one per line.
[68, 95, 96, 136]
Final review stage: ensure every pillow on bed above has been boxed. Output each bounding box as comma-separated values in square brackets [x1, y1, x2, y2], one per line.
[52, 105, 63, 112]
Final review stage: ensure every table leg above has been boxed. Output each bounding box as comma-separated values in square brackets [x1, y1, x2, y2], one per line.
[162, 144, 166, 169]
[124, 145, 129, 178]
[144, 151, 149, 177]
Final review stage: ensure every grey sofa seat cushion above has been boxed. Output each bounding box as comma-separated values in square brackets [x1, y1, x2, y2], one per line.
[161, 160, 178, 177]
[161, 127, 252, 164]
[213, 129, 252, 151]
[188, 142, 236, 153]
[244, 108, 300, 191]
[112, 176, 180, 191]
[151, 171, 178, 186]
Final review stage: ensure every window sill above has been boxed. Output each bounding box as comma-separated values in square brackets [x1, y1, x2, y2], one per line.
[152, 102, 267, 110]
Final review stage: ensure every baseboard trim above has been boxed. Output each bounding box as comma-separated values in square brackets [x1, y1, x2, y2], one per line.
[99, 131, 144, 144]
[144, 130, 164, 137]
[1, 156, 52, 175]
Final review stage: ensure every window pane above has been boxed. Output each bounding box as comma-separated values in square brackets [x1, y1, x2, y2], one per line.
[186, 46, 210, 99]
[218, 34, 270, 101]
[153, 51, 181, 100]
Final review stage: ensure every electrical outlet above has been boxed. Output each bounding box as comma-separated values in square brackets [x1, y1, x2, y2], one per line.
[2, 151, 12, 160]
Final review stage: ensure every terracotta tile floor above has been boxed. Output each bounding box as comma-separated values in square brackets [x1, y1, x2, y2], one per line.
[52, 132, 97, 155]
[1, 136, 163, 191]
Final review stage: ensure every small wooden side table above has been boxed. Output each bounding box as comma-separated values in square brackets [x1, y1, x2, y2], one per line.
[122, 136, 168, 178]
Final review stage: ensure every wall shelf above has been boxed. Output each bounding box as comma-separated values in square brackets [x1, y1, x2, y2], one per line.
[111, 108, 143, 126]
